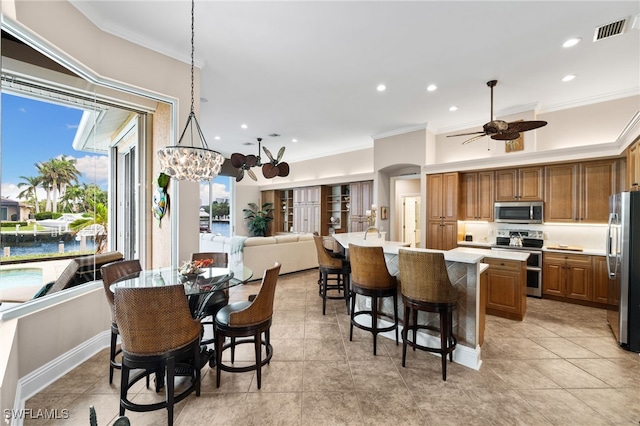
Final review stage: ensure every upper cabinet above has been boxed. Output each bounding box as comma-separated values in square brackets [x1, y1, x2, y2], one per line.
[461, 171, 494, 221]
[427, 172, 459, 221]
[545, 159, 618, 223]
[495, 167, 543, 201]
[628, 138, 640, 191]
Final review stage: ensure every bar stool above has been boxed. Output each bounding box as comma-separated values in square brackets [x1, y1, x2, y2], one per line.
[398, 249, 458, 381]
[313, 235, 350, 315]
[348, 244, 398, 355]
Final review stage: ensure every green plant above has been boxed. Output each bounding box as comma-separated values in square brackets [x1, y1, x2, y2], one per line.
[243, 202, 274, 237]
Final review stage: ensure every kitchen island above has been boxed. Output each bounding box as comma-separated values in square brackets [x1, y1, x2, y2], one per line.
[333, 233, 528, 370]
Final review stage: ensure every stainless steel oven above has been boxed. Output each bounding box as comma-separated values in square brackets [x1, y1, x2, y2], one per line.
[491, 229, 544, 298]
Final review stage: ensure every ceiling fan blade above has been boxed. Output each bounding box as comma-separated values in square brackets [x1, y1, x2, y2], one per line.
[247, 168, 258, 181]
[262, 163, 279, 179]
[277, 162, 290, 177]
[506, 120, 547, 133]
[245, 154, 258, 167]
[262, 146, 275, 162]
[276, 146, 285, 162]
[491, 132, 520, 141]
[462, 134, 487, 145]
[235, 169, 245, 182]
[447, 131, 486, 138]
[230, 153, 246, 168]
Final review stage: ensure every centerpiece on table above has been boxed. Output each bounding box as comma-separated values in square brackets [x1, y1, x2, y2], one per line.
[179, 258, 214, 283]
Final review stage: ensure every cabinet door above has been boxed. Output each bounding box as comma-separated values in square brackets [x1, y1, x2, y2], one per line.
[442, 222, 458, 251]
[427, 174, 445, 220]
[592, 256, 609, 304]
[565, 255, 592, 301]
[629, 140, 640, 190]
[543, 255, 565, 297]
[308, 204, 321, 234]
[581, 160, 616, 223]
[477, 171, 494, 221]
[426, 220, 442, 250]
[293, 206, 305, 233]
[485, 258, 522, 317]
[461, 173, 478, 220]
[495, 169, 518, 201]
[306, 186, 320, 204]
[442, 173, 459, 221]
[519, 167, 543, 201]
[361, 180, 373, 214]
[545, 163, 579, 222]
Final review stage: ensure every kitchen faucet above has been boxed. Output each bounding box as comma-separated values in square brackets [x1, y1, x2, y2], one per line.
[363, 226, 382, 241]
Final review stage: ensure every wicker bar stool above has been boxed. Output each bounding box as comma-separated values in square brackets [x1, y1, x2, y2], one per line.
[114, 285, 202, 426]
[215, 263, 281, 389]
[190, 252, 229, 344]
[398, 249, 458, 381]
[348, 244, 398, 355]
[100, 259, 142, 384]
[313, 235, 350, 315]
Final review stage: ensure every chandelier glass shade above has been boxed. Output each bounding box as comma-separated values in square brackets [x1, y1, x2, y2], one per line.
[157, 0, 224, 182]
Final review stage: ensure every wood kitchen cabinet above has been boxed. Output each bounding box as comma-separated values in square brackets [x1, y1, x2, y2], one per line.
[543, 252, 592, 302]
[495, 167, 543, 201]
[628, 138, 640, 191]
[544, 159, 617, 223]
[461, 171, 494, 221]
[349, 180, 373, 232]
[426, 173, 459, 250]
[484, 257, 527, 321]
[592, 255, 610, 305]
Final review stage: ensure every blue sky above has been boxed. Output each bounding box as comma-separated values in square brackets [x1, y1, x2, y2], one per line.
[2, 92, 231, 204]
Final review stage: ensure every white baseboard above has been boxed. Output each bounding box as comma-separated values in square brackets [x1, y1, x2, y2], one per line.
[11, 331, 110, 426]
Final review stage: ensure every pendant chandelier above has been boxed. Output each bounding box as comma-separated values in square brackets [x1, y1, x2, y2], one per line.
[157, 0, 224, 182]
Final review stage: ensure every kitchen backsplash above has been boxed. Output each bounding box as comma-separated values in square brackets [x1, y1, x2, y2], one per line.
[459, 221, 607, 252]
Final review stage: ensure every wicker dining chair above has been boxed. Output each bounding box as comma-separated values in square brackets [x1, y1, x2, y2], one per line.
[313, 235, 350, 315]
[398, 249, 458, 381]
[114, 284, 202, 425]
[348, 244, 399, 355]
[190, 252, 229, 344]
[100, 259, 142, 384]
[214, 262, 281, 389]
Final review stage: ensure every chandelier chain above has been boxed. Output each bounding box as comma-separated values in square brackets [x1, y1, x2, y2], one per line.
[190, 0, 195, 114]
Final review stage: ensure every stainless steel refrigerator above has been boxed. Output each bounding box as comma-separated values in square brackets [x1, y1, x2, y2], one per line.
[606, 191, 640, 352]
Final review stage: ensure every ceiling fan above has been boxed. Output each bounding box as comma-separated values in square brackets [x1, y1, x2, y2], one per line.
[447, 80, 547, 145]
[230, 138, 290, 182]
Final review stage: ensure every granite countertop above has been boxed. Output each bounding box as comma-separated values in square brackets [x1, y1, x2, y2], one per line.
[332, 232, 410, 253]
[450, 246, 530, 262]
[457, 240, 493, 248]
[542, 247, 605, 256]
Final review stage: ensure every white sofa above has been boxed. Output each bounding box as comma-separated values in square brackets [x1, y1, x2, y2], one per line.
[199, 233, 317, 279]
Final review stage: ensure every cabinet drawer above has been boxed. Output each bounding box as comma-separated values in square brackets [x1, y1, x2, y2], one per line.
[484, 257, 523, 272]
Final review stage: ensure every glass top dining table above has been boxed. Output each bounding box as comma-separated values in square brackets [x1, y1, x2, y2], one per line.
[110, 265, 253, 319]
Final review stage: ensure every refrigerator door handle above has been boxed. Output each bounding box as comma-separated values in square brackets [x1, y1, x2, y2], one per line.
[606, 212, 617, 279]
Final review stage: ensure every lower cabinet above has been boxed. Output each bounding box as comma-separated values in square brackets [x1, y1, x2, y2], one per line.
[485, 257, 527, 321]
[426, 221, 458, 251]
[543, 252, 608, 307]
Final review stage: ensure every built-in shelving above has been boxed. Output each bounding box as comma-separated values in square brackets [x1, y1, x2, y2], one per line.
[326, 184, 349, 234]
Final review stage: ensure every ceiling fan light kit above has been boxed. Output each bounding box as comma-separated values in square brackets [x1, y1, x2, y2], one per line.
[447, 80, 547, 146]
[157, 0, 224, 182]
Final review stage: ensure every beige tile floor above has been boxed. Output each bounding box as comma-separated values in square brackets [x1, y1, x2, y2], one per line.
[25, 269, 640, 425]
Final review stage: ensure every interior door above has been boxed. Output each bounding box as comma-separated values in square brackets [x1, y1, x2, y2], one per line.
[403, 196, 418, 247]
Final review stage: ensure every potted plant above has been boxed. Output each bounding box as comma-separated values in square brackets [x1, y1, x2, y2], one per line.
[243, 202, 274, 237]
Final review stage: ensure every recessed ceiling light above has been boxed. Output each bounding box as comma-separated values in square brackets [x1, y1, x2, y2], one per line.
[376, 84, 386, 92]
[449, 106, 458, 112]
[562, 37, 582, 48]
[241, 124, 248, 129]
[427, 84, 438, 92]
[562, 74, 576, 82]
[214, 136, 221, 140]
[292, 139, 298, 143]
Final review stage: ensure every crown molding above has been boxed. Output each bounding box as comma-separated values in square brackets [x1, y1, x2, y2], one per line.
[371, 123, 428, 140]
[538, 88, 640, 115]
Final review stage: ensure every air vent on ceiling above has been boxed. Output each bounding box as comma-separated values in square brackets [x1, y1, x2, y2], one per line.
[593, 17, 627, 41]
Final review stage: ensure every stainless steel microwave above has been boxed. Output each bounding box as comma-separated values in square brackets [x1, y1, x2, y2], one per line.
[494, 201, 544, 224]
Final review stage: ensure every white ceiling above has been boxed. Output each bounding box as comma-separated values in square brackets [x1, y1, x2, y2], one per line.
[69, 1, 640, 163]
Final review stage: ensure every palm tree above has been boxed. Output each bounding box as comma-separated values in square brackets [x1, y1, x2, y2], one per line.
[59, 184, 84, 212]
[17, 175, 42, 214]
[36, 161, 54, 212]
[37, 156, 80, 213]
